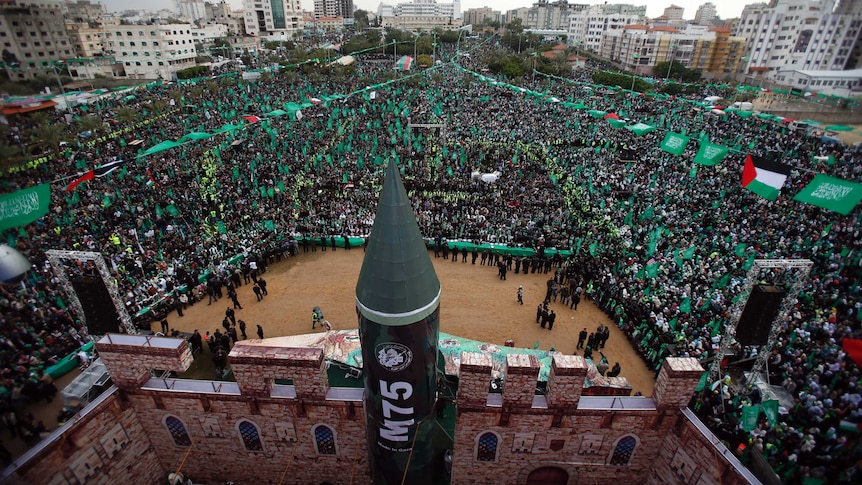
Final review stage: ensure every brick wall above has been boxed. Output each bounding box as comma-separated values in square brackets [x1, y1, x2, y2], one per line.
[96, 334, 193, 388]
[7, 341, 755, 485]
[502, 354, 540, 409]
[4, 389, 164, 485]
[229, 343, 328, 399]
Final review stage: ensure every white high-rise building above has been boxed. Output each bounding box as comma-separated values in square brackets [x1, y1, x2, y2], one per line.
[734, 0, 862, 83]
[243, 0, 303, 39]
[177, 0, 208, 22]
[662, 4, 684, 22]
[378, 0, 462, 20]
[567, 3, 647, 53]
[106, 23, 197, 80]
[694, 2, 717, 25]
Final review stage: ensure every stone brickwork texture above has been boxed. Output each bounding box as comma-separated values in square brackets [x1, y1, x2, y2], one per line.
[9, 342, 752, 485]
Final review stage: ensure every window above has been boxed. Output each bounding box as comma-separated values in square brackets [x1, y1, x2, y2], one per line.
[238, 420, 263, 451]
[165, 416, 191, 446]
[609, 435, 637, 465]
[476, 432, 498, 462]
[313, 425, 336, 455]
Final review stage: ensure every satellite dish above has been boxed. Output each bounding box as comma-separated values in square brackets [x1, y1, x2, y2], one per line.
[0, 244, 30, 285]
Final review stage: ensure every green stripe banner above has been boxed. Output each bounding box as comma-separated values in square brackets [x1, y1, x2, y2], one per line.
[0, 184, 50, 232]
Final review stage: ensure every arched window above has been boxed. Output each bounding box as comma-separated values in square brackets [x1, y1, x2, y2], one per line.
[609, 435, 637, 465]
[313, 424, 336, 455]
[238, 420, 263, 451]
[476, 431, 498, 462]
[165, 416, 190, 447]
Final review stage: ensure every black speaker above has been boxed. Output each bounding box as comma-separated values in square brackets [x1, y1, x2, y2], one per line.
[736, 285, 785, 346]
[71, 276, 121, 335]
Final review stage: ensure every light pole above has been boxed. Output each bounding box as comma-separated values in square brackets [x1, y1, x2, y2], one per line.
[52, 61, 74, 116]
[666, 40, 676, 79]
[631, 53, 639, 91]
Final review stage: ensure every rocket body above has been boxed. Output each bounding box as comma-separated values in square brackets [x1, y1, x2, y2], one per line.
[356, 162, 443, 484]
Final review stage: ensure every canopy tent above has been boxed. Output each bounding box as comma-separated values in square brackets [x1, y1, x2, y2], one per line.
[825, 124, 854, 132]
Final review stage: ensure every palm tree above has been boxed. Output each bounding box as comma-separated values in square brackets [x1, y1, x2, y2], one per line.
[31, 124, 69, 153]
[115, 106, 139, 124]
[150, 99, 169, 114]
[76, 114, 103, 135]
[0, 141, 21, 175]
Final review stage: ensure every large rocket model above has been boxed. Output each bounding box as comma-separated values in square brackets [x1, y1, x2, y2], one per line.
[356, 162, 443, 484]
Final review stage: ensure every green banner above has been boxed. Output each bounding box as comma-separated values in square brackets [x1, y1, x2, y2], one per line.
[0, 184, 51, 232]
[793, 174, 862, 215]
[742, 404, 761, 432]
[693, 142, 729, 166]
[761, 399, 779, 426]
[660, 132, 690, 156]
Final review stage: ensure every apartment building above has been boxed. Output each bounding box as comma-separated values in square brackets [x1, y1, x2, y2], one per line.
[105, 23, 197, 80]
[243, 0, 303, 39]
[0, 1, 76, 80]
[567, 3, 646, 53]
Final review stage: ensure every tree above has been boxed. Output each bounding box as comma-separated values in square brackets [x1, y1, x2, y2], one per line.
[507, 18, 524, 34]
[416, 54, 433, 67]
[76, 115, 103, 135]
[0, 141, 21, 175]
[354, 9, 369, 30]
[31, 124, 69, 153]
[115, 107, 139, 124]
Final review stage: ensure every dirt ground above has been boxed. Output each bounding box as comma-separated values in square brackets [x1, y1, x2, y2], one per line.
[158, 248, 657, 397]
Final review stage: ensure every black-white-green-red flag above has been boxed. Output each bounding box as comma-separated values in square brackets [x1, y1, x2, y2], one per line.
[741, 154, 790, 200]
[65, 159, 128, 192]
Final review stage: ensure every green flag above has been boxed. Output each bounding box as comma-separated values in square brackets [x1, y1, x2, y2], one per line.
[735, 243, 747, 257]
[693, 142, 729, 166]
[683, 246, 695, 259]
[761, 400, 779, 426]
[0, 184, 51, 232]
[742, 404, 761, 432]
[792, 174, 862, 215]
[660, 132, 690, 156]
[640, 206, 654, 220]
[695, 372, 709, 392]
[646, 263, 659, 278]
[264, 220, 275, 231]
[165, 204, 180, 217]
[680, 297, 691, 313]
[216, 221, 227, 234]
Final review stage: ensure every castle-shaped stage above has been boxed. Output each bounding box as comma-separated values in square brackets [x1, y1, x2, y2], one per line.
[0, 332, 759, 485]
[1, 163, 761, 484]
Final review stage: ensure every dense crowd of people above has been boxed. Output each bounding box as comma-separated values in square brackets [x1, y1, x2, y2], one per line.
[0, 38, 860, 481]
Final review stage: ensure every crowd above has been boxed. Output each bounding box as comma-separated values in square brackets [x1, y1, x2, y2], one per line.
[0, 38, 860, 481]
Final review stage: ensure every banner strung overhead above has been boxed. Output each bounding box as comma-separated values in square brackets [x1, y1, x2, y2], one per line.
[693, 142, 729, 166]
[0, 184, 51, 232]
[793, 174, 862, 215]
[660, 132, 690, 156]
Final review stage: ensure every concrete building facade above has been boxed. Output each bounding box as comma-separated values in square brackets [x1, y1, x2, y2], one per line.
[462, 6, 500, 27]
[314, 0, 353, 19]
[0, 1, 75, 80]
[733, 0, 862, 84]
[105, 23, 197, 80]
[663, 4, 685, 22]
[567, 3, 647, 53]
[242, 0, 303, 40]
[694, 2, 717, 25]
[600, 24, 745, 78]
[64, 0, 104, 21]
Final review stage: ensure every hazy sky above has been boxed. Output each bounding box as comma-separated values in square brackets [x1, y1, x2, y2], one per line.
[103, 0, 754, 22]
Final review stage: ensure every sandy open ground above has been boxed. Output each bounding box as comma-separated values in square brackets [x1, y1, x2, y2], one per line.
[156, 248, 656, 396]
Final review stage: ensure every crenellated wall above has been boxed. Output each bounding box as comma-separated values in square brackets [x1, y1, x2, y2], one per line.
[451, 354, 756, 485]
[1, 337, 758, 485]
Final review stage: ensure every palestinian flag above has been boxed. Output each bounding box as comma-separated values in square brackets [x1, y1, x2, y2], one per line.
[742, 154, 790, 200]
[65, 159, 127, 192]
[396, 55, 413, 71]
[306, 94, 322, 105]
[243, 115, 261, 123]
